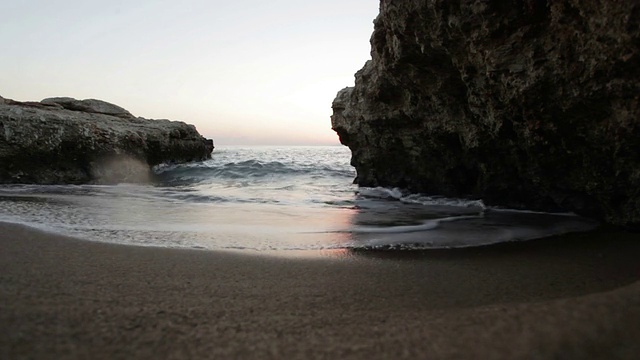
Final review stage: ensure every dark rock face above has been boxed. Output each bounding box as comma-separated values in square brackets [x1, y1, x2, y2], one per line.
[332, 0, 640, 225]
[0, 97, 214, 184]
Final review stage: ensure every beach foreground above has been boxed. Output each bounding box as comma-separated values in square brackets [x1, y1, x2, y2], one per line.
[1, 222, 639, 359]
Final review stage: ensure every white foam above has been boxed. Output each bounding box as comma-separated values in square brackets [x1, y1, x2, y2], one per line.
[401, 194, 486, 210]
[356, 187, 404, 200]
[349, 215, 482, 234]
[357, 187, 486, 211]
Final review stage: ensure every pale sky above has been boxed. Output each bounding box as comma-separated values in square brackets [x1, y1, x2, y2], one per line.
[0, 1, 378, 145]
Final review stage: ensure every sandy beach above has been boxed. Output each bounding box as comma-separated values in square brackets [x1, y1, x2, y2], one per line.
[1, 222, 639, 359]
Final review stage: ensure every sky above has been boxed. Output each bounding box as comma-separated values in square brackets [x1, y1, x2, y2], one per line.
[0, 1, 379, 145]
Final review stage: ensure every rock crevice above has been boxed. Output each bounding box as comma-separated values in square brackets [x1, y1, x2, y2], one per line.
[332, 0, 639, 225]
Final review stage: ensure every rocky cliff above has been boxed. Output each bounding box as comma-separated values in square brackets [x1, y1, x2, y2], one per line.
[0, 96, 214, 184]
[332, 0, 639, 225]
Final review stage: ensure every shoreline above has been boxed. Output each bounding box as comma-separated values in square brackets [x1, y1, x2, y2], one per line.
[1, 221, 639, 358]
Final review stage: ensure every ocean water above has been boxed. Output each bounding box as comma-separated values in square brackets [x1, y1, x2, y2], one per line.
[0, 146, 598, 253]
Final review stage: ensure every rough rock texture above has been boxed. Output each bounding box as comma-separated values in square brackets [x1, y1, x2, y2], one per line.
[332, 0, 640, 225]
[0, 97, 213, 184]
[40, 97, 134, 118]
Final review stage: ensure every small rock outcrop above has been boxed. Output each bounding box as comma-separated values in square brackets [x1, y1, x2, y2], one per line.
[332, 0, 639, 225]
[0, 96, 214, 184]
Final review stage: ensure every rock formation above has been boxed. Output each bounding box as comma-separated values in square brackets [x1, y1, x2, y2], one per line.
[0, 96, 213, 184]
[332, 0, 639, 226]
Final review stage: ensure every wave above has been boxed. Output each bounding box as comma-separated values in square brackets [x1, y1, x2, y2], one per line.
[0, 146, 604, 253]
[154, 159, 354, 185]
[356, 187, 486, 210]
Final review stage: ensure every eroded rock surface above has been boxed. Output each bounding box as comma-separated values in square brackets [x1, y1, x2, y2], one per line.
[40, 97, 134, 118]
[332, 0, 640, 225]
[0, 97, 213, 184]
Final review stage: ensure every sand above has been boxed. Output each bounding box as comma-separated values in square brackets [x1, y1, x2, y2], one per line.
[1, 222, 639, 359]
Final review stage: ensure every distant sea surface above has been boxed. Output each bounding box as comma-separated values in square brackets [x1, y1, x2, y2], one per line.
[0, 146, 597, 254]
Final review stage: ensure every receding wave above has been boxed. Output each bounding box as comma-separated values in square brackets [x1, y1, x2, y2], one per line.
[335, 186, 600, 250]
[346, 210, 598, 250]
[347, 215, 481, 234]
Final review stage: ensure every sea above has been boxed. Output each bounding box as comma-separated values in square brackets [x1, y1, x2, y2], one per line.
[0, 146, 598, 255]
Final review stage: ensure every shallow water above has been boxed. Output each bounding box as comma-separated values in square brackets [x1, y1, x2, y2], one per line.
[0, 146, 598, 252]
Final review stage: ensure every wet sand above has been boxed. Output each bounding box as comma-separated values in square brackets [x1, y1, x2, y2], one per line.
[1, 222, 639, 359]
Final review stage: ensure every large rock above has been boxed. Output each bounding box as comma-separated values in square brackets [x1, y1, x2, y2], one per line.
[332, 0, 640, 225]
[0, 97, 214, 184]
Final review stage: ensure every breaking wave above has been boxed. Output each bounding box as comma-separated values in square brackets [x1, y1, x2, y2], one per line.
[155, 159, 353, 185]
